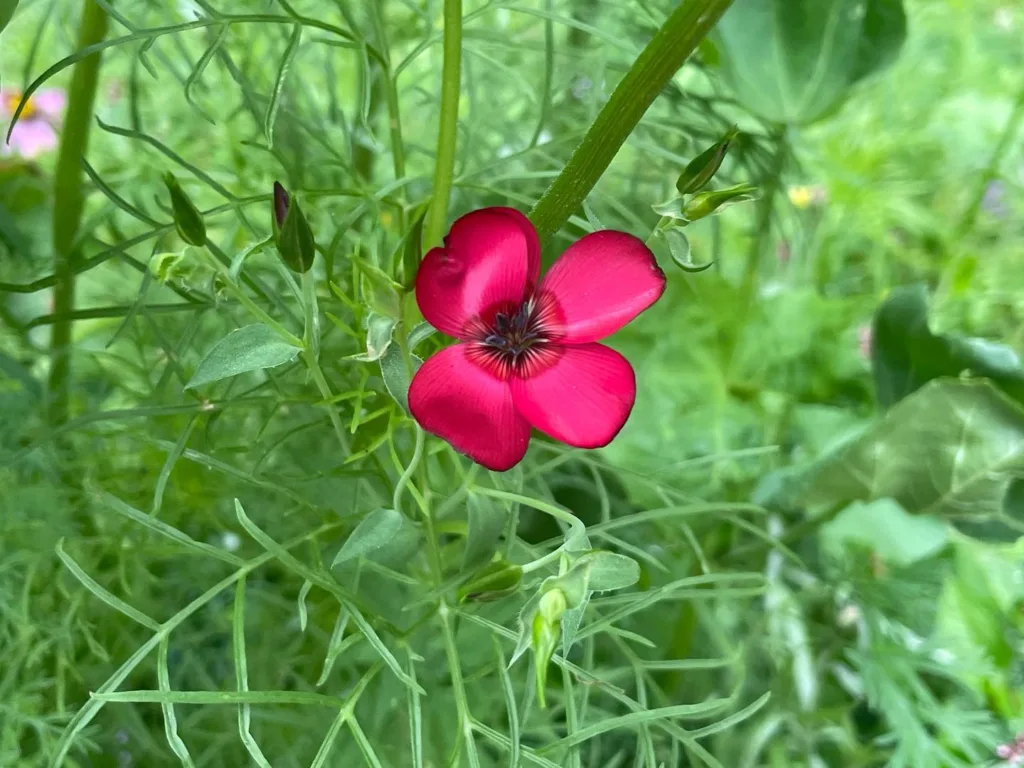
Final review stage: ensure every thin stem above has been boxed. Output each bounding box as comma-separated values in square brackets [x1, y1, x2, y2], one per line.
[439, 600, 481, 768]
[528, 0, 555, 148]
[528, 0, 736, 243]
[955, 81, 1024, 237]
[392, 426, 425, 515]
[422, 0, 462, 250]
[48, 0, 110, 425]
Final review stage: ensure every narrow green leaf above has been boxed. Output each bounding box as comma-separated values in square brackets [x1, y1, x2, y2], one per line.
[578, 551, 641, 592]
[407, 321, 436, 351]
[463, 494, 507, 568]
[347, 312, 397, 362]
[185, 324, 300, 389]
[265, 23, 302, 149]
[158, 637, 196, 767]
[56, 539, 161, 631]
[233, 579, 273, 768]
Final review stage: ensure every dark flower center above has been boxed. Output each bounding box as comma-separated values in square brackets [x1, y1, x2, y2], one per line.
[468, 295, 556, 377]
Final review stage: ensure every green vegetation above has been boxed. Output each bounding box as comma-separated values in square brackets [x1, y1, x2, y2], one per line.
[1, 0, 1022, 765]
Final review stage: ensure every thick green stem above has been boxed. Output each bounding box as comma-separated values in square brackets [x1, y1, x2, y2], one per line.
[422, 0, 462, 250]
[528, 0, 735, 242]
[47, 0, 109, 425]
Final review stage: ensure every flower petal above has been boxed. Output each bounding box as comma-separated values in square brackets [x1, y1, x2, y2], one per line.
[416, 207, 535, 339]
[488, 206, 540, 285]
[409, 343, 531, 471]
[33, 89, 67, 119]
[510, 343, 635, 449]
[540, 230, 666, 343]
[9, 121, 58, 159]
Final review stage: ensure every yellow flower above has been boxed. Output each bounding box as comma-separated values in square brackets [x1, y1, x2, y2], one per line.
[788, 185, 814, 209]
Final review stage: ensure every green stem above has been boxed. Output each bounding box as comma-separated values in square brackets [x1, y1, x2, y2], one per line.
[528, 0, 736, 242]
[955, 82, 1024, 237]
[47, 0, 110, 425]
[528, 0, 555, 148]
[422, 0, 462, 250]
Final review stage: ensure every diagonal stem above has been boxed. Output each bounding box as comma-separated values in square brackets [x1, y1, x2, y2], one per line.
[528, 0, 736, 243]
[422, 0, 462, 251]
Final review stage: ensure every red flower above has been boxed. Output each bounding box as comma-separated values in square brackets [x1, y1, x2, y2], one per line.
[409, 207, 666, 471]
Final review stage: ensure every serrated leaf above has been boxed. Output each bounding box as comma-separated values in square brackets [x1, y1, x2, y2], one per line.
[185, 324, 300, 389]
[332, 508, 404, 565]
[715, 0, 907, 125]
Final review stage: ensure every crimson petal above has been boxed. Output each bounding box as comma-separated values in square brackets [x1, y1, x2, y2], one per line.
[540, 230, 666, 344]
[510, 343, 635, 449]
[415, 207, 535, 339]
[409, 343, 531, 471]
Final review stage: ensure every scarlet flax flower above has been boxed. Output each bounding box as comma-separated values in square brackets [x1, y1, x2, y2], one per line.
[1, 88, 65, 159]
[409, 207, 666, 471]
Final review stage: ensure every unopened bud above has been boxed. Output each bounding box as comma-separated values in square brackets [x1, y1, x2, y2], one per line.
[676, 127, 739, 195]
[271, 181, 316, 273]
[164, 173, 206, 246]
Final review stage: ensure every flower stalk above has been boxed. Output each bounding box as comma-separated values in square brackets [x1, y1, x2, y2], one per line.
[528, 0, 736, 242]
[422, 0, 462, 251]
[47, 0, 109, 426]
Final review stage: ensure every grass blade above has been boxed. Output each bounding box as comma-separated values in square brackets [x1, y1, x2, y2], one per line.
[56, 539, 160, 631]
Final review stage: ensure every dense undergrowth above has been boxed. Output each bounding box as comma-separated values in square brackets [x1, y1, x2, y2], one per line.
[1, 0, 1023, 766]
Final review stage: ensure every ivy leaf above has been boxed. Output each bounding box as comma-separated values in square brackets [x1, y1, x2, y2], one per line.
[821, 498, 949, 567]
[871, 284, 1024, 409]
[796, 379, 1024, 537]
[185, 324, 300, 389]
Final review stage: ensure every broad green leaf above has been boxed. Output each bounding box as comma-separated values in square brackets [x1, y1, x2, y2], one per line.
[0, 0, 20, 34]
[332, 508, 403, 565]
[714, 0, 907, 125]
[797, 379, 1024, 535]
[380, 343, 422, 414]
[185, 324, 300, 389]
[821, 498, 949, 566]
[579, 551, 641, 592]
[872, 284, 1024, 408]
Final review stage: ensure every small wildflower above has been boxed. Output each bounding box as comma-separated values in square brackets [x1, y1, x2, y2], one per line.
[995, 7, 1015, 30]
[571, 76, 593, 100]
[788, 184, 827, 210]
[221, 532, 241, 552]
[410, 207, 665, 470]
[0, 88, 65, 159]
[837, 603, 861, 628]
[536, 130, 553, 146]
[996, 732, 1024, 765]
[983, 180, 1009, 219]
[858, 324, 873, 361]
[776, 240, 791, 265]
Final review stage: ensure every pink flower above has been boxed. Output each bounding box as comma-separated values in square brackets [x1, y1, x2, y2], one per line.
[1, 88, 65, 159]
[409, 207, 666, 471]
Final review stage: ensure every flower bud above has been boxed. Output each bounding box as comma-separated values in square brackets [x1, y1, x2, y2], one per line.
[163, 173, 206, 246]
[459, 560, 523, 603]
[272, 181, 316, 273]
[683, 183, 757, 222]
[676, 127, 739, 195]
[531, 588, 567, 708]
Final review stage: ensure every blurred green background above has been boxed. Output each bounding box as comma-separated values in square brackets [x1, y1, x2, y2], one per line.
[1, 0, 1023, 766]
